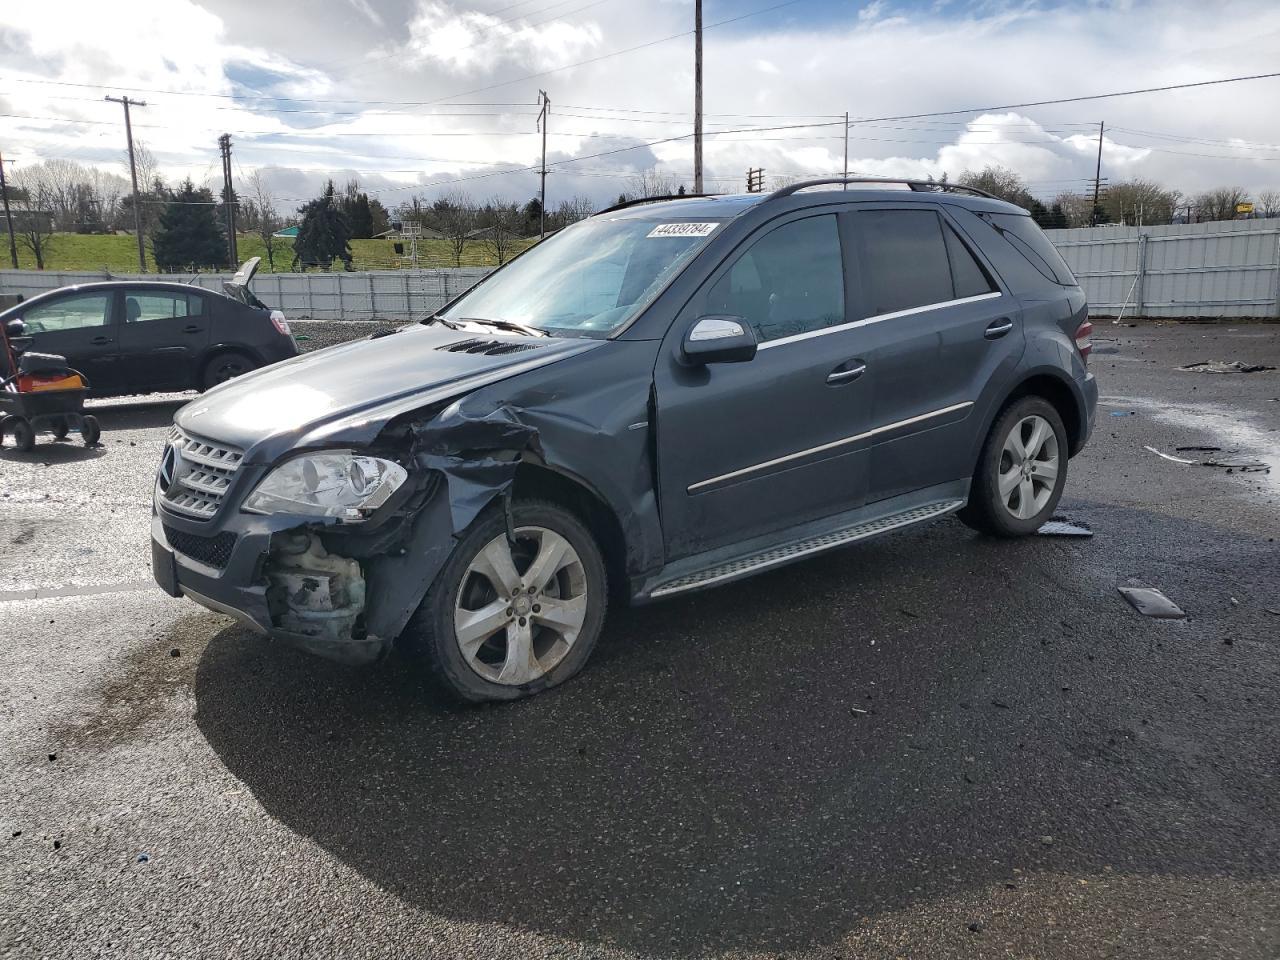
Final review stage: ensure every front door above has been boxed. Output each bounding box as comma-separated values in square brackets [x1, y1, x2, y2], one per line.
[116, 289, 211, 392]
[18, 291, 120, 393]
[654, 210, 873, 560]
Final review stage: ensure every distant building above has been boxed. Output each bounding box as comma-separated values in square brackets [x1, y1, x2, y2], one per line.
[7, 205, 55, 233]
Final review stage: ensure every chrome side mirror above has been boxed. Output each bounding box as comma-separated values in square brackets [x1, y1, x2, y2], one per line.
[682, 315, 757, 365]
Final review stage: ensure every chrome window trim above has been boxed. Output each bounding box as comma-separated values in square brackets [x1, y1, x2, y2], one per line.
[688, 400, 974, 493]
[756, 291, 1003, 351]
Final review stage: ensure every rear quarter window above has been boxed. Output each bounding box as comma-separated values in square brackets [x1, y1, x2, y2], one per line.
[984, 213, 1076, 286]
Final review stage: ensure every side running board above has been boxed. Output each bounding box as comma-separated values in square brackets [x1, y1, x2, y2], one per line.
[649, 499, 965, 598]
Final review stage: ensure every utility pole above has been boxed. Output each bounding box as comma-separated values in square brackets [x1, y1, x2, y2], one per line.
[537, 90, 550, 238]
[0, 149, 18, 269]
[218, 134, 238, 264]
[1091, 120, 1104, 227]
[693, 0, 703, 193]
[843, 111, 849, 189]
[106, 95, 148, 271]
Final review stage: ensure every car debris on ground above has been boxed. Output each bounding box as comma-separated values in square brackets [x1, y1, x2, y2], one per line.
[1118, 584, 1186, 619]
[1038, 517, 1093, 537]
[1178, 360, 1276, 374]
[1142, 445, 1269, 472]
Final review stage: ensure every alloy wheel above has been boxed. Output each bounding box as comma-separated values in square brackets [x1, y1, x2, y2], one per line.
[998, 414, 1060, 520]
[453, 525, 588, 686]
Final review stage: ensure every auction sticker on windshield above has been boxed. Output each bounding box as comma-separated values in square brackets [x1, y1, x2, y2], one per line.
[647, 222, 719, 238]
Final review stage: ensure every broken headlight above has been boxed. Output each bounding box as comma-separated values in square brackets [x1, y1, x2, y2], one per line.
[242, 451, 408, 522]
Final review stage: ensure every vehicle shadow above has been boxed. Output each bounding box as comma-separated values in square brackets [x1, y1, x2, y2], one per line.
[87, 398, 186, 432]
[192, 505, 1280, 955]
[0, 441, 107, 464]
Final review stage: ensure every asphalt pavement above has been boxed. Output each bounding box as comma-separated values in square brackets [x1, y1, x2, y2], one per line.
[1, 322, 1278, 959]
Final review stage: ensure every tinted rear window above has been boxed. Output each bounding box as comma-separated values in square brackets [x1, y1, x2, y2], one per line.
[985, 213, 1076, 286]
[856, 209, 953, 316]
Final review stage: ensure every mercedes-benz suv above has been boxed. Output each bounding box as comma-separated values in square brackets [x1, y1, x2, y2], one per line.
[151, 178, 1097, 703]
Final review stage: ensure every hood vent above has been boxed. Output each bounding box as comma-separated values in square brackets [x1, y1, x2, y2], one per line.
[438, 337, 545, 356]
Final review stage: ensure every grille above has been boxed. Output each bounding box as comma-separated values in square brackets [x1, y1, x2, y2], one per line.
[158, 425, 244, 520]
[438, 338, 544, 356]
[651, 500, 965, 597]
[163, 523, 238, 570]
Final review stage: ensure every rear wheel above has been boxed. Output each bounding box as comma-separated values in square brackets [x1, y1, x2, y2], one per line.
[405, 499, 608, 703]
[201, 351, 257, 390]
[11, 417, 35, 453]
[50, 418, 70, 440]
[959, 396, 1067, 537]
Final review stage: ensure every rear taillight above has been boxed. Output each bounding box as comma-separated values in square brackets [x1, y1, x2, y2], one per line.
[270, 309, 291, 336]
[1074, 319, 1092, 362]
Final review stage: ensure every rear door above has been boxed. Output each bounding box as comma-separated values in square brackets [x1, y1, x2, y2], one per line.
[848, 204, 1023, 504]
[654, 210, 874, 559]
[18, 290, 121, 393]
[116, 289, 211, 392]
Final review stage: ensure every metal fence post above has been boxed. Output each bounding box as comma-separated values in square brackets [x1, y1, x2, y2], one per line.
[1134, 233, 1148, 319]
[403, 273, 412, 321]
[1274, 232, 1280, 319]
[368, 274, 377, 320]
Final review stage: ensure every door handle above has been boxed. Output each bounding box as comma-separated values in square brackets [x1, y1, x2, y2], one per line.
[826, 361, 867, 384]
[984, 319, 1014, 339]
[90, 336, 114, 345]
[183, 324, 203, 334]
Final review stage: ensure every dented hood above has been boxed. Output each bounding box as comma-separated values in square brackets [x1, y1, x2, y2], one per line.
[174, 322, 601, 461]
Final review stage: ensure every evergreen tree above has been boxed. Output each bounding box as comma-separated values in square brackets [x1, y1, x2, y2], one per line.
[521, 197, 542, 235]
[152, 179, 227, 271]
[293, 180, 353, 271]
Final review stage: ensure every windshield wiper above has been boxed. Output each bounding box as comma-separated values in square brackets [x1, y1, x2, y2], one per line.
[422, 314, 463, 330]
[456, 316, 550, 338]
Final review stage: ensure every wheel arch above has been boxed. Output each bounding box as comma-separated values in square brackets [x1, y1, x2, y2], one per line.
[1004, 370, 1085, 456]
[513, 459, 629, 603]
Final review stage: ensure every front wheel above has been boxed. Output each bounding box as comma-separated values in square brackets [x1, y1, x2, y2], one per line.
[405, 499, 608, 703]
[958, 396, 1068, 537]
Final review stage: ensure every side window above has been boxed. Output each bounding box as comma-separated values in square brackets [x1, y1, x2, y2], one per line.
[124, 292, 201, 323]
[984, 213, 1076, 286]
[856, 209, 953, 316]
[943, 224, 997, 299]
[21, 293, 111, 334]
[704, 215, 844, 343]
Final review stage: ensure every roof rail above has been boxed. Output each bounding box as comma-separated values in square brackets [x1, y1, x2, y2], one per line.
[594, 193, 719, 216]
[769, 177, 1001, 201]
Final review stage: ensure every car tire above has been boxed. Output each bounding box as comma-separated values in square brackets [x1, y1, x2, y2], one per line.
[404, 499, 608, 704]
[201, 351, 257, 390]
[958, 396, 1068, 537]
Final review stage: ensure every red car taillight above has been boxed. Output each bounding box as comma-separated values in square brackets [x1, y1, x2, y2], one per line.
[270, 309, 292, 336]
[1074, 320, 1093, 362]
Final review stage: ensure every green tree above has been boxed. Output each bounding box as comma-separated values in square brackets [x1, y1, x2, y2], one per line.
[293, 180, 353, 271]
[152, 179, 226, 271]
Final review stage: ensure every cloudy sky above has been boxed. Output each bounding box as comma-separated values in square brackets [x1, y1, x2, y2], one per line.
[2, 0, 1279, 212]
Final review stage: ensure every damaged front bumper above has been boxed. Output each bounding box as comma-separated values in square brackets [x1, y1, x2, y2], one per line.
[151, 474, 457, 665]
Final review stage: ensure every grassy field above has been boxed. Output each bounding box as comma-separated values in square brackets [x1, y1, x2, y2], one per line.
[7, 233, 532, 273]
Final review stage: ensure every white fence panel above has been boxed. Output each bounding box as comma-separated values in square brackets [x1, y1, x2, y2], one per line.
[0, 267, 494, 321]
[1046, 218, 1280, 319]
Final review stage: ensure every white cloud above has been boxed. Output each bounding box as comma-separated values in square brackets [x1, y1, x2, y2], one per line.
[1, 0, 1278, 212]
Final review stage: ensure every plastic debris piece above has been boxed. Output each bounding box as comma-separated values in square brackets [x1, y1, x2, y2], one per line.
[1179, 360, 1277, 374]
[1038, 517, 1093, 537]
[1118, 584, 1186, 619]
[1144, 445, 1268, 471]
[136, 852, 150, 863]
[1175, 445, 1221, 453]
[1109, 410, 1135, 417]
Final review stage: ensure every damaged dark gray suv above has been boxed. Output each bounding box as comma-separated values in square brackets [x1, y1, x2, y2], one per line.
[152, 178, 1097, 702]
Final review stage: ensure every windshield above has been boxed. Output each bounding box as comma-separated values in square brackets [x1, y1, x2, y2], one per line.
[440, 217, 722, 337]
